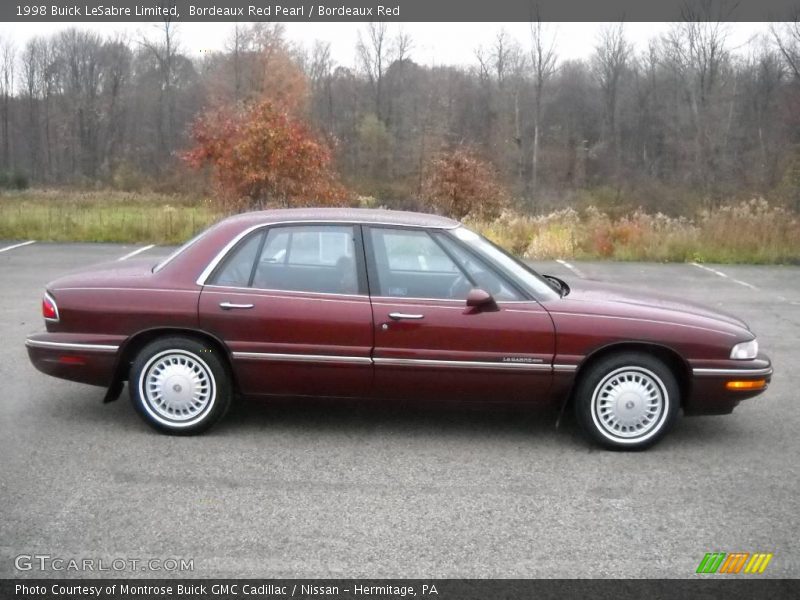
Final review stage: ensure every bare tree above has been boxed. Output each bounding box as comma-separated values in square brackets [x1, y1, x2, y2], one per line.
[490, 31, 526, 188]
[662, 13, 731, 200]
[58, 28, 106, 177]
[140, 19, 179, 166]
[630, 41, 662, 177]
[37, 37, 57, 178]
[101, 35, 132, 173]
[772, 20, 800, 80]
[394, 30, 413, 63]
[529, 19, 557, 202]
[227, 24, 244, 102]
[21, 38, 40, 176]
[0, 38, 15, 170]
[492, 30, 513, 88]
[309, 41, 335, 130]
[357, 22, 389, 122]
[593, 23, 630, 183]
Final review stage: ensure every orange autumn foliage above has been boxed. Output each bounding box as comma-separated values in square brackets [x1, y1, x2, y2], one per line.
[422, 146, 508, 219]
[183, 99, 349, 210]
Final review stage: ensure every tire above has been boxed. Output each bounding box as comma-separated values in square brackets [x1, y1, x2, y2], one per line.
[129, 336, 232, 435]
[573, 352, 680, 450]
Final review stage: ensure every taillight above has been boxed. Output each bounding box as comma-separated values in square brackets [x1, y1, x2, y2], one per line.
[42, 292, 59, 322]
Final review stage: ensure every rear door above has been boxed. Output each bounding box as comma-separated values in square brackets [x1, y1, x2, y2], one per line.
[364, 226, 555, 403]
[198, 224, 373, 398]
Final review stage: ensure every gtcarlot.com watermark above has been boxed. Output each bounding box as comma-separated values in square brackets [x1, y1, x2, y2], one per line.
[15, 554, 194, 573]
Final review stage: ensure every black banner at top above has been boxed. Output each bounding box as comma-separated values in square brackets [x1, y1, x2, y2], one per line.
[4, 0, 800, 22]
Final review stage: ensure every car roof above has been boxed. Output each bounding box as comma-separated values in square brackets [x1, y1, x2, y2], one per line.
[220, 207, 461, 229]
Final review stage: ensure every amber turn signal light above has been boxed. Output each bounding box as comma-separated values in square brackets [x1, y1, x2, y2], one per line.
[725, 379, 766, 391]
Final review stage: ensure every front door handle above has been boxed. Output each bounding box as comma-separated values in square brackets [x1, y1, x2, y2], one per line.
[219, 302, 255, 310]
[388, 312, 424, 320]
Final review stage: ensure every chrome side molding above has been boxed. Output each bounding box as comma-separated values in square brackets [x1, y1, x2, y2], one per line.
[692, 366, 773, 377]
[373, 357, 551, 370]
[25, 339, 119, 352]
[231, 351, 576, 373]
[232, 352, 372, 365]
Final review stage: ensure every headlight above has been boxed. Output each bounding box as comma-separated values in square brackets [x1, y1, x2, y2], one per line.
[730, 339, 758, 360]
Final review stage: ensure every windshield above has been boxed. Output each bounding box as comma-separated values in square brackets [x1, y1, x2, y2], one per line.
[450, 226, 561, 301]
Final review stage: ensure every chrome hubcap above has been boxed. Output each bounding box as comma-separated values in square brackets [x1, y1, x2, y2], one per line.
[141, 350, 215, 424]
[591, 366, 667, 441]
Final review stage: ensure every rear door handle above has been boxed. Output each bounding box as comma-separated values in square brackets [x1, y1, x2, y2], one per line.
[388, 312, 424, 320]
[219, 302, 254, 310]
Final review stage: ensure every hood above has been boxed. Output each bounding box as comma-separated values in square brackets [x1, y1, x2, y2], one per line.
[558, 278, 749, 331]
[47, 257, 157, 290]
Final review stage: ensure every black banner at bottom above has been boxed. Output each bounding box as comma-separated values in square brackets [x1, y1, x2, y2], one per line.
[3, 579, 800, 600]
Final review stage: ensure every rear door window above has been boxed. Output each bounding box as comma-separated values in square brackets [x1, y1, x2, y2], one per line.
[252, 225, 359, 295]
[208, 231, 264, 288]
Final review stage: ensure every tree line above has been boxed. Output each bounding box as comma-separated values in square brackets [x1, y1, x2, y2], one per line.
[1, 19, 800, 214]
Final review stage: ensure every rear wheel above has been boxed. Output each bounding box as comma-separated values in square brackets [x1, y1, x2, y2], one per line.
[574, 352, 679, 450]
[129, 336, 231, 435]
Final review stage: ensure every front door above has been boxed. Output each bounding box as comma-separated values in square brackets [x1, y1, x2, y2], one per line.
[199, 224, 373, 398]
[364, 226, 555, 403]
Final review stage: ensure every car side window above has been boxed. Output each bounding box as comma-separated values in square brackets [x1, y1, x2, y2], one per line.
[208, 231, 264, 288]
[435, 233, 523, 301]
[252, 225, 359, 295]
[369, 228, 467, 299]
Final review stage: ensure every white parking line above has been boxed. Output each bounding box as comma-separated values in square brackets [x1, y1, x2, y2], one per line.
[117, 244, 156, 261]
[0, 240, 36, 253]
[690, 262, 758, 290]
[556, 259, 586, 278]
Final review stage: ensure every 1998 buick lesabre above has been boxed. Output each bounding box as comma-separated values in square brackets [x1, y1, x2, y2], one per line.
[25, 208, 772, 449]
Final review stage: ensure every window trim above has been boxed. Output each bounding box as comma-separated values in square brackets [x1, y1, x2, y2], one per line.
[247, 230, 268, 287]
[199, 222, 368, 296]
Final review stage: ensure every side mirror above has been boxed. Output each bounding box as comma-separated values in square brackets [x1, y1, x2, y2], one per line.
[466, 288, 497, 310]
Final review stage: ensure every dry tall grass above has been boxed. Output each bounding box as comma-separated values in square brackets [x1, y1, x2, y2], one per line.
[466, 199, 800, 264]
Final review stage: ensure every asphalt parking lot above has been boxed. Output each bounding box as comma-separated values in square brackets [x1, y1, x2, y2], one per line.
[1, 241, 798, 578]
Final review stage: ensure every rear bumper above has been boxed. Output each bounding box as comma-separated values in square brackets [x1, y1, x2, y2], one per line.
[684, 356, 773, 415]
[25, 332, 123, 387]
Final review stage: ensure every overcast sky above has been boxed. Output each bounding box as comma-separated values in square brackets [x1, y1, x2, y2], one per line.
[0, 21, 772, 68]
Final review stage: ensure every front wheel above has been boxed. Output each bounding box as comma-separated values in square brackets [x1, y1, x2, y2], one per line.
[129, 336, 232, 435]
[574, 353, 680, 450]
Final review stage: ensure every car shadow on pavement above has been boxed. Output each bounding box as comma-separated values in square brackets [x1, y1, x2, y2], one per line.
[221, 395, 569, 442]
[219, 397, 760, 451]
[43, 384, 758, 450]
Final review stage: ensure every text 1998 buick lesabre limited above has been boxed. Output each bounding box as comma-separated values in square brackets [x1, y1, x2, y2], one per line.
[25, 208, 772, 449]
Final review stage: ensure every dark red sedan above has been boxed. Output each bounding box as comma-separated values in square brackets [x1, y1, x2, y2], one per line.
[25, 208, 772, 449]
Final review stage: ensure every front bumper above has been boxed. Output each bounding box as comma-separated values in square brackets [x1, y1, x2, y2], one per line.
[26, 332, 123, 387]
[684, 355, 773, 415]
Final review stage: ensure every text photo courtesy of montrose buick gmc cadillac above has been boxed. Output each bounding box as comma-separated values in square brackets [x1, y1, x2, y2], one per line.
[25, 208, 772, 449]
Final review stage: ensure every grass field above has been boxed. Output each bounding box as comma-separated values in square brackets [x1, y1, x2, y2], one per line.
[1, 189, 798, 264]
[0, 189, 218, 245]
